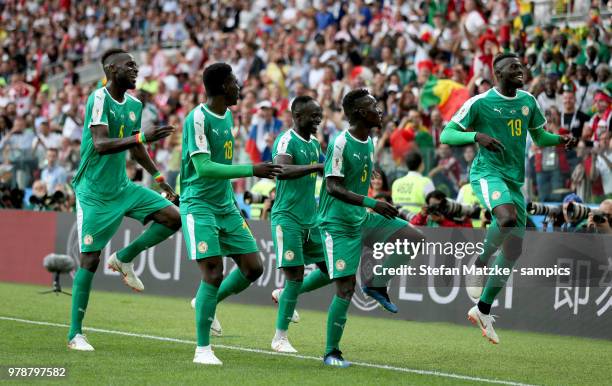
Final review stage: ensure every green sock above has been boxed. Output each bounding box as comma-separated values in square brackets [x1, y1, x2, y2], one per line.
[217, 268, 251, 303]
[480, 252, 516, 305]
[275, 280, 301, 331]
[117, 223, 176, 263]
[325, 295, 350, 355]
[68, 268, 95, 340]
[195, 281, 219, 347]
[299, 269, 332, 294]
[477, 219, 506, 266]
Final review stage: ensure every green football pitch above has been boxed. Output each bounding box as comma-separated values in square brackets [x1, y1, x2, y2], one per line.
[1, 282, 611, 385]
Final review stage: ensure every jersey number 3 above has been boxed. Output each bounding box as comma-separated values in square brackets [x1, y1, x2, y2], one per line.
[507, 119, 522, 137]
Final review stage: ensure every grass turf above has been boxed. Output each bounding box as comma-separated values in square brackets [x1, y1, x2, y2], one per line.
[1, 282, 611, 385]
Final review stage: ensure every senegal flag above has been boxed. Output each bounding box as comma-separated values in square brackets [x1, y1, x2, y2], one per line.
[419, 78, 470, 121]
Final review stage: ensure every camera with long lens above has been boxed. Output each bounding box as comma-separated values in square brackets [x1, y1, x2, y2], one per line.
[244, 191, 268, 205]
[396, 206, 417, 222]
[567, 202, 609, 224]
[29, 191, 66, 211]
[526, 202, 562, 218]
[427, 198, 482, 220]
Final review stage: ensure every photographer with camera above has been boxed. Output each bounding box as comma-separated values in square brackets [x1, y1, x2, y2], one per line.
[409, 190, 473, 228]
[586, 199, 612, 234]
[560, 193, 588, 232]
[26, 179, 66, 211]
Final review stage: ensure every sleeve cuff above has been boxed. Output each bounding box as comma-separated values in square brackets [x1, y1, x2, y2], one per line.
[189, 150, 210, 157]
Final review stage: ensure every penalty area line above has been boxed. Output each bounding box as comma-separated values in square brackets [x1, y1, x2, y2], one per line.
[0, 315, 534, 386]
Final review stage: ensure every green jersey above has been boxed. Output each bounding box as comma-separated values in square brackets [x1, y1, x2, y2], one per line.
[317, 130, 374, 227]
[180, 103, 235, 215]
[271, 129, 322, 227]
[72, 87, 142, 198]
[451, 88, 546, 185]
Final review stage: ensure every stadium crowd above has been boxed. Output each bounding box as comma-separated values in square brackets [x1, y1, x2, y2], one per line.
[0, 0, 610, 230]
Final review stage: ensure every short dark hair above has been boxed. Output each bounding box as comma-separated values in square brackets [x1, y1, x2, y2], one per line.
[291, 95, 315, 113]
[342, 88, 370, 118]
[101, 48, 128, 66]
[405, 151, 423, 171]
[426, 190, 447, 204]
[203, 63, 233, 96]
[493, 52, 519, 68]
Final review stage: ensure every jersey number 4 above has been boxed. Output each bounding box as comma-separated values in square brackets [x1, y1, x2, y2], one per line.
[507, 119, 522, 137]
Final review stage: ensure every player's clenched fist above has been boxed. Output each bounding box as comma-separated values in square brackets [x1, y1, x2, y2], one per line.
[475, 133, 505, 152]
[373, 200, 399, 219]
[253, 162, 283, 178]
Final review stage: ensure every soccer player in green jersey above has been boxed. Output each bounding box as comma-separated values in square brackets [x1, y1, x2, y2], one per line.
[318, 89, 424, 367]
[441, 53, 577, 344]
[181, 63, 282, 365]
[270, 96, 333, 353]
[68, 49, 181, 351]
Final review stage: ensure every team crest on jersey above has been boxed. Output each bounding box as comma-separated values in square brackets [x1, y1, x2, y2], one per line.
[522, 106, 529, 116]
[129, 111, 136, 122]
[335, 259, 346, 271]
[197, 241, 208, 253]
[492, 191, 501, 200]
[284, 250, 295, 261]
[84, 234, 93, 245]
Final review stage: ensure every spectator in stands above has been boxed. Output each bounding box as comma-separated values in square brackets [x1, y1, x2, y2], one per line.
[32, 119, 62, 168]
[246, 101, 283, 163]
[40, 148, 67, 194]
[391, 151, 434, 215]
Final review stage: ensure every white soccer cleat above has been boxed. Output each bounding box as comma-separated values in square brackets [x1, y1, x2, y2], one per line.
[271, 288, 300, 323]
[210, 315, 222, 337]
[271, 337, 298, 353]
[68, 334, 95, 351]
[107, 252, 144, 292]
[193, 346, 223, 365]
[465, 269, 486, 299]
[467, 305, 499, 344]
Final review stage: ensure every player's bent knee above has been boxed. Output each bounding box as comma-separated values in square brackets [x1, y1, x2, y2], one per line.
[244, 265, 263, 282]
[282, 266, 305, 282]
[336, 285, 355, 300]
[80, 253, 100, 271]
[497, 215, 518, 229]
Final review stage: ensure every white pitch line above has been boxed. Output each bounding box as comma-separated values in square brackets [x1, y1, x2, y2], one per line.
[0, 316, 534, 386]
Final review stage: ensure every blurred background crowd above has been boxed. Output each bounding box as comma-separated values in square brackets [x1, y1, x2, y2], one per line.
[0, 0, 610, 231]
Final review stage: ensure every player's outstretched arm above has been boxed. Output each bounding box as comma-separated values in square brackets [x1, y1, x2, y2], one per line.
[326, 176, 398, 219]
[273, 154, 323, 180]
[529, 127, 577, 149]
[192, 153, 282, 180]
[90, 124, 174, 155]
